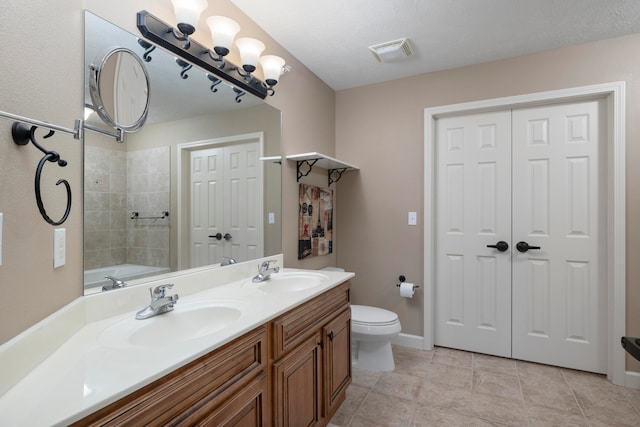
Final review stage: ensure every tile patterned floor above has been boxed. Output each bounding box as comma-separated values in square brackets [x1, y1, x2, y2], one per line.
[329, 345, 640, 426]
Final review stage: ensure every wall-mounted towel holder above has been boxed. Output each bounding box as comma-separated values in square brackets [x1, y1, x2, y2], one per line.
[131, 211, 170, 221]
[2, 108, 124, 226]
[12, 122, 71, 226]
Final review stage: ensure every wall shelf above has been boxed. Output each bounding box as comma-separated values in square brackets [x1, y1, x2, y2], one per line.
[286, 152, 359, 186]
[259, 155, 282, 164]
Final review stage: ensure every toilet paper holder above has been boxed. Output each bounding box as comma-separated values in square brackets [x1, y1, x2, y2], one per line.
[395, 275, 419, 290]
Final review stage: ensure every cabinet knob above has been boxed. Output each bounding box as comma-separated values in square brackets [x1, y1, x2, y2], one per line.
[318, 340, 324, 349]
[328, 331, 334, 341]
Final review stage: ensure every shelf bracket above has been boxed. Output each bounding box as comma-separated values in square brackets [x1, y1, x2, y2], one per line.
[328, 168, 348, 186]
[296, 159, 318, 182]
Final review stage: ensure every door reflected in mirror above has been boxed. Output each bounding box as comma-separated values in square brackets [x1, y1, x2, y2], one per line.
[83, 12, 282, 294]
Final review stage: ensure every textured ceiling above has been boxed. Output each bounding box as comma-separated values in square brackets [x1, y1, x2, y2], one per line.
[230, 0, 640, 90]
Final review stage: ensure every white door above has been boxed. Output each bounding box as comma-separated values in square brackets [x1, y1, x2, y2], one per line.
[190, 147, 224, 267]
[435, 110, 513, 357]
[223, 142, 263, 262]
[434, 99, 606, 373]
[511, 100, 606, 372]
[189, 142, 264, 268]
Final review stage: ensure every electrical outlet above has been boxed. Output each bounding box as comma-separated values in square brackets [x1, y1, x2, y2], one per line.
[54, 228, 66, 268]
[408, 211, 417, 226]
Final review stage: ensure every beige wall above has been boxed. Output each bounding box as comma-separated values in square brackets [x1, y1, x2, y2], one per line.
[0, 0, 335, 344]
[2, 0, 634, 373]
[0, 0, 84, 344]
[336, 33, 640, 371]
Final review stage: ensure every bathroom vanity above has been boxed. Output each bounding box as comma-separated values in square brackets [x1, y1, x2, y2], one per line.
[0, 257, 352, 426]
[74, 281, 351, 426]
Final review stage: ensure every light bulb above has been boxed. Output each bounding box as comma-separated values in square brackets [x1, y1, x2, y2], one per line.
[236, 37, 265, 73]
[206, 16, 240, 57]
[170, 0, 208, 35]
[260, 55, 286, 84]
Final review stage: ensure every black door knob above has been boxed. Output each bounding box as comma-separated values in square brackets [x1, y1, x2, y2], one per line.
[486, 241, 509, 252]
[223, 233, 232, 241]
[516, 241, 541, 253]
[209, 233, 222, 240]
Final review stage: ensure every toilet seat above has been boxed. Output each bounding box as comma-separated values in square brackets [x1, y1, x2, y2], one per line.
[351, 305, 398, 326]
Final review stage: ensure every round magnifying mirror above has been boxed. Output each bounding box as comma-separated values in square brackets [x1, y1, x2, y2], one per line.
[89, 47, 150, 132]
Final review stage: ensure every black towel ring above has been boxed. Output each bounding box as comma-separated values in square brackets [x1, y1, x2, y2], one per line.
[12, 122, 71, 226]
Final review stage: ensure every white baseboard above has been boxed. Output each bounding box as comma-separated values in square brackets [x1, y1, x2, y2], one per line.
[391, 333, 424, 350]
[625, 370, 640, 389]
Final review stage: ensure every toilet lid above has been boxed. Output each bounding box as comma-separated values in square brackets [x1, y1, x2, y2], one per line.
[351, 305, 398, 326]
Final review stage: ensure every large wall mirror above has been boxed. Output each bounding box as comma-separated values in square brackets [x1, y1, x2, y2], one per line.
[83, 11, 282, 294]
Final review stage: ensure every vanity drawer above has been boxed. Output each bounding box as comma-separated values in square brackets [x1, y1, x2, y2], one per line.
[74, 325, 267, 426]
[272, 280, 350, 359]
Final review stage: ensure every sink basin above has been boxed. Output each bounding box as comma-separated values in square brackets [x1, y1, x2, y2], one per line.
[99, 300, 245, 347]
[248, 271, 328, 293]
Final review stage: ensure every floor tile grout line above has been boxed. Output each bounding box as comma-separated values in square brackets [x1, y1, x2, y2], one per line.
[514, 360, 533, 427]
[561, 368, 590, 421]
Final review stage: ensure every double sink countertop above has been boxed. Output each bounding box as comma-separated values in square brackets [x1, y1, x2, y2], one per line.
[0, 255, 354, 426]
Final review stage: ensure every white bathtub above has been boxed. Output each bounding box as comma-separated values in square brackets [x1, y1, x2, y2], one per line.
[84, 264, 171, 290]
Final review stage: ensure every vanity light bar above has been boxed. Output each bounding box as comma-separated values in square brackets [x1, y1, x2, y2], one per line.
[136, 10, 268, 99]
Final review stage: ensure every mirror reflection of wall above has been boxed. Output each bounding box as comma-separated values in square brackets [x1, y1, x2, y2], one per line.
[83, 12, 282, 294]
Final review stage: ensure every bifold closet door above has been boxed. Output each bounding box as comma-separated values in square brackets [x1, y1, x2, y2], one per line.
[434, 99, 606, 374]
[434, 110, 513, 358]
[511, 100, 606, 373]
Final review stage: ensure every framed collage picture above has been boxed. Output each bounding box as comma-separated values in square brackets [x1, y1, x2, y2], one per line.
[298, 183, 333, 259]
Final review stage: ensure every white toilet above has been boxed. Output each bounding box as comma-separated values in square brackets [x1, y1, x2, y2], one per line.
[321, 267, 402, 371]
[351, 304, 402, 371]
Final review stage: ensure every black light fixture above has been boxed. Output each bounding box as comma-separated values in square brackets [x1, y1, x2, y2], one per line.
[137, 0, 287, 99]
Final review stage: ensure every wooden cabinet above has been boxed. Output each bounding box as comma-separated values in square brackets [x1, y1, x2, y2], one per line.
[74, 280, 351, 427]
[323, 307, 352, 416]
[73, 326, 268, 427]
[273, 333, 323, 426]
[271, 281, 351, 427]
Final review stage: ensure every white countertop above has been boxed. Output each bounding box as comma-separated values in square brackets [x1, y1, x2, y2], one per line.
[0, 256, 354, 426]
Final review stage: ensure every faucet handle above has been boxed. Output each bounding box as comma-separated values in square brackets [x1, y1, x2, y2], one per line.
[151, 284, 174, 298]
[259, 259, 278, 271]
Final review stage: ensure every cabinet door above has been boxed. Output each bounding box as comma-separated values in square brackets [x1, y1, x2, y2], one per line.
[323, 307, 352, 417]
[273, 333, 322, 427]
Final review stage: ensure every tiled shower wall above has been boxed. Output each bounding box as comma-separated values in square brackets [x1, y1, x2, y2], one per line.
[84, 144, 169, 270]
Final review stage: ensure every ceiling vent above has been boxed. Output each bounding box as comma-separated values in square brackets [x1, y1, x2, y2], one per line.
[369, 38, 413, 63]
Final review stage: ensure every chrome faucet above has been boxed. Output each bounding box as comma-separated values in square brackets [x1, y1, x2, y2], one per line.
[252, 260, 280, 282]
[135, 284, 179, 320]
[102, 275, 127, 292]
[221, 256, 237, 266]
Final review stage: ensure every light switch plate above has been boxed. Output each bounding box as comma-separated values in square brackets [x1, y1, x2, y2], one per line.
[268, 212, 275, 224]
[408, 211, 417, 226]
[54, 228, 66, 268]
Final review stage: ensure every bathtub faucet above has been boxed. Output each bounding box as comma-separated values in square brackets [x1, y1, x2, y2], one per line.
[135, 284, 179, 320]
[252, 260, 280, 282]
[102, 275, 127, 292]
